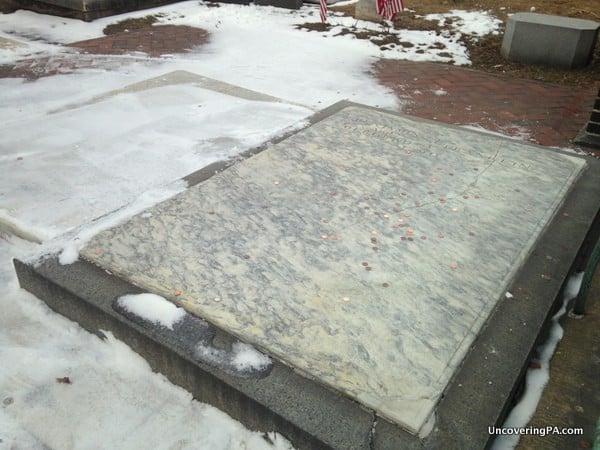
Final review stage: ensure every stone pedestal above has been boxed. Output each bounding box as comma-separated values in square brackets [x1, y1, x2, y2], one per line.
[354, 0, 381, 23]
[255, 0, 302, 9]
[501, 13, 600, 68]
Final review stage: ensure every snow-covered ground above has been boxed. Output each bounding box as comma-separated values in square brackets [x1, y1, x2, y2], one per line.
[0, 2, 571, 448]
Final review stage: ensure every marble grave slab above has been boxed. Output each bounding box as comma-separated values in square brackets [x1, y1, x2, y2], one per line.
[80, 105, 586, 435]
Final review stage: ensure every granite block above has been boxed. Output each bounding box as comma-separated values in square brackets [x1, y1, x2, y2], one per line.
[501, 13, 600, 68]
[81, 105, 586, 435]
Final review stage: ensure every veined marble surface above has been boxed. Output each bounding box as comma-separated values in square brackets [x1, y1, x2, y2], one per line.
[81, 106, 586, 434]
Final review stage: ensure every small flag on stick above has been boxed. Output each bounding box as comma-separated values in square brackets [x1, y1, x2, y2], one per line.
[319, 0, 328, 23]
[376, 0, 404, 21]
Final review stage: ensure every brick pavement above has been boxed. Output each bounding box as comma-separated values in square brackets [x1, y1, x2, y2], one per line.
[68, 25, 209, 57]
[373, 59, 598, 152]
[0, 24, 209, 80]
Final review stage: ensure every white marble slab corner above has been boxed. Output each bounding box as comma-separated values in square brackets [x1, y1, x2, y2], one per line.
[81, 106, 586, 434]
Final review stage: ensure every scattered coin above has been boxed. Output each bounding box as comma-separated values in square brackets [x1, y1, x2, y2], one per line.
[173, 289, 182, 296]
[331, 235, 338, 240]
[439, 197, 447, 203]
[94, 248, 103, 255]
[401, 237, 407, 241]
[342, 296, 350, 302]
[362, 262, 369, 266]
[468, 231, 476, 236]
[382, 283, 389, 288]
[431, 177, 438, 182]
[451, 207, 458, 212]
[321, 234, 329, 239]
[372, 246, 379, 251]
[365, 266, 372, 271]
[383, 214, 390, 218]
[406, 229, 414, 236]
[404, 213, 411, 217]
[407, 237, 414, 241]
[450, 263, 458, 269]
[438, 233, 445, 238]
[420, 236, 427, 240]
[371, 230, 378, 235]
[273, 181, 280, 185]
[243, 255, 251, 259]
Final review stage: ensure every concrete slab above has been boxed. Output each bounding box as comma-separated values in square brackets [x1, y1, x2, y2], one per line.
[0, 70, 311, 242]
[80, 103, 584, 434]
[15, 102, 600, 449]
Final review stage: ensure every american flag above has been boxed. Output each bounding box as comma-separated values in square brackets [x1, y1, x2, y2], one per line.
[376, 0, 404, 21]
[319, 0, 328, 23]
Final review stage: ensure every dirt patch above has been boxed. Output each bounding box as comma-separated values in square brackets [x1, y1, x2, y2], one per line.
[330, 0, 600, 87]
[103, 15, 163, 35]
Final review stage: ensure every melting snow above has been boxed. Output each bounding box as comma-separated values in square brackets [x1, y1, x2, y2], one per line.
[117, 293, 186, 329]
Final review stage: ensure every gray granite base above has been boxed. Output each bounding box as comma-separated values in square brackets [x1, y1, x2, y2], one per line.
[501, 13, 600, 68]
[0, 0, 180, 21]
[15, 102, 600, 449]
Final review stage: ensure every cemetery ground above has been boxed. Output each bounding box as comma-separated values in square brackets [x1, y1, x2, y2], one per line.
[328, 0, 600, 87]
[0, 1, 599, 449]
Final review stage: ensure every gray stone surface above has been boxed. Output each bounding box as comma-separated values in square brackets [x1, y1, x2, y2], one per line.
[80, 104, 585, 434]
[255, 0, 303, 10]
[15, 102, 600, 449]
[5, 0, 203, 20]
[501, 13, 600, 68]
[355, 0, 381, 23]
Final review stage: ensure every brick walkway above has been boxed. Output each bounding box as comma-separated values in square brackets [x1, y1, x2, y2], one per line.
[68, 25, 209, 57]
[0, 25, 209, 80]
[373, 59, 598, 152]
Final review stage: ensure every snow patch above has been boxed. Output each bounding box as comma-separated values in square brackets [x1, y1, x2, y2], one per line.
[117, 293, 186, 329]
[424, 10, 502, 39]
[491, 272, 584, 450]
[195, 341, 272, 373]
[231, 342, 272, 371]
[56, 180, 187, 265]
